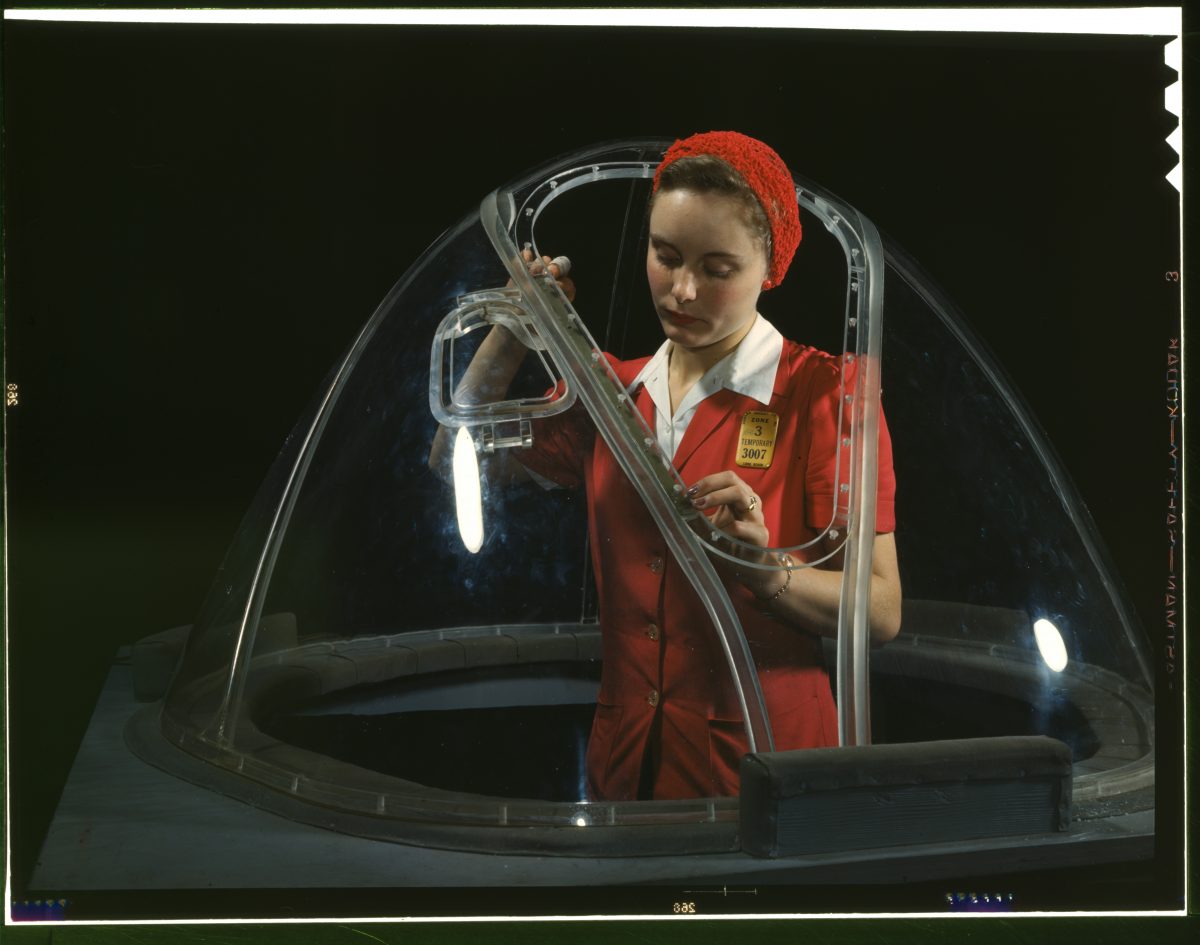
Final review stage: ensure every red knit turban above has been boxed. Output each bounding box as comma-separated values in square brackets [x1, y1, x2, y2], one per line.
[652, 131, 802, 289]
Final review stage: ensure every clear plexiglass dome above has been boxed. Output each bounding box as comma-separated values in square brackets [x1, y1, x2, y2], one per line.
[131, 140, 1153, 857]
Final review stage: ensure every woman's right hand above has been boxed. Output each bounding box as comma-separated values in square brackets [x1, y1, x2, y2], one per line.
[521, 247, 576, 302]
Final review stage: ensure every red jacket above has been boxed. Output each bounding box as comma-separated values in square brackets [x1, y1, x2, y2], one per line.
[521, 339, 896, 800]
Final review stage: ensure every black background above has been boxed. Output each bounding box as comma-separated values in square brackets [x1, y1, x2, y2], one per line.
[1, 13, 1188, 935]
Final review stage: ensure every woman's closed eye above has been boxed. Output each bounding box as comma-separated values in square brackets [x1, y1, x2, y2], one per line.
[656, 252, 735, 281]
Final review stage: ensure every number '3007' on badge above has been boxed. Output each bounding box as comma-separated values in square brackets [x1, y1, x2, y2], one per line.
[735, 411, 779, 469]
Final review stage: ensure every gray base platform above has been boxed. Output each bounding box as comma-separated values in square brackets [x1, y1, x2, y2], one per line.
[31, 659, 1154, 893]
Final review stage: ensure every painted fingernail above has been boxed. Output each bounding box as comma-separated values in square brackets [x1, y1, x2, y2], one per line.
[691, 497, 705, 508]
[686, 486, 699, 497]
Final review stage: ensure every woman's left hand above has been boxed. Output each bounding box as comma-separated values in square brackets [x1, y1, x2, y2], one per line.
[688, 471, 780, 596]
[687, 471, 778, 595]
[687, 470, 767, 544]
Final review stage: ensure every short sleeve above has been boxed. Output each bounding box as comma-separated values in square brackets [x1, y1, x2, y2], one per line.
[515, 380, 595, 489]
[803, 357, 897, 534]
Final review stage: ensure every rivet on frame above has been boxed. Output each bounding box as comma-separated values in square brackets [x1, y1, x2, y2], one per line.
[840, 483, 850, 493]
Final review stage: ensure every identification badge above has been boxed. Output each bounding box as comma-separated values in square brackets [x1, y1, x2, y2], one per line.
[735, 411, 779, 468]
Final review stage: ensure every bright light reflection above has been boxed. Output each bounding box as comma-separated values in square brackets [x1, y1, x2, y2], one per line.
[452, 427, 483, 553]
[574, 815, 587, 827]
[1033, 618, 1068, 672]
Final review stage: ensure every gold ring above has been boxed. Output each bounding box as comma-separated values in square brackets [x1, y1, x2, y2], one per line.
[746, 495, 758, 514]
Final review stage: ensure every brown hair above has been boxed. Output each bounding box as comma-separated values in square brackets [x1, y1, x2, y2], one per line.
[651, 154, 773, 264]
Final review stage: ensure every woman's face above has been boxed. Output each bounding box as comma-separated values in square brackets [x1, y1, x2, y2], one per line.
[646, 188, 770, 353]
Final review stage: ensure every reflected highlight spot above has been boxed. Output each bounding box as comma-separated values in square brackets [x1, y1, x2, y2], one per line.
[452, 427, 484, 553]
[1033, 618, 1068, 672]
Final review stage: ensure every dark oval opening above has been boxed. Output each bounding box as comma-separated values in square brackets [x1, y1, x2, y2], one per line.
[258, 661, 601, 801]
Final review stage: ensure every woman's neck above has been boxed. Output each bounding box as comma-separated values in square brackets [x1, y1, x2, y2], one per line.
[667, 313, 758, 414]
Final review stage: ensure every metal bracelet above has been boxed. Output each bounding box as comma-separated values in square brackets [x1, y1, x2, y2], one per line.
[756, 553, 795, 606]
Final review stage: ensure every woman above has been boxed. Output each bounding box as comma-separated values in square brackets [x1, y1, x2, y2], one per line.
[433, 131, 900, 801]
